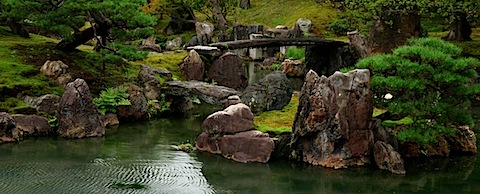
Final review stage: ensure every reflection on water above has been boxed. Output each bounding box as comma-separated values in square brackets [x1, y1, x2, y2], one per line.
[1, 117, 480, 194]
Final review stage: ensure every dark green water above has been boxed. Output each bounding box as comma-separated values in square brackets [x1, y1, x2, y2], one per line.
[1, 117, 480, 194]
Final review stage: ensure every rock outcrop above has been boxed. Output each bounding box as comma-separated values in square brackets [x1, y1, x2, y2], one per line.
[373, 141, 405, 175]
[0, 112, 18, 143]
[291, 69, 373, 168]
[40, 60, 72, 87]
[179, 50, 205, 81]
[116, 83, 150, 121]
[11, 114, 51, 137]
[206, 52, 247, 90]
[241, 71, 292, 113]
[139, 35, 162, 53]
[137, 65, 172, 101]
[57, 79, 105, 138]
[196, 103, 274, 163]
[23, 94, 61, 115]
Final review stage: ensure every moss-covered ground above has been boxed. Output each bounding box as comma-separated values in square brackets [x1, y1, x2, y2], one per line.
[254, 95, 298, 135]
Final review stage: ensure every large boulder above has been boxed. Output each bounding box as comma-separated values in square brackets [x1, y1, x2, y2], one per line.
[196, 103, 274, 163]
[0, 112, 19, 143]
[196, 130, 274, 163]
[207, 52, 247, 90]
[23, 94, 61, 115]
[116, 83, 150, 121]
[179, 50, 205, 81]
[202, 103, 254, 134]
[165, 37, 183, 51]
[195, 22, 215, 45]
[137, 65, 172, 101]
[11, 114, 51, 137]
[373, 141, 406, 175]
[446, 126, 477, 155]
[291, 69, 373, 168]
[241, 71, 293, 113]
[57, 79, 105, 138]
[40, 60, 73, 87]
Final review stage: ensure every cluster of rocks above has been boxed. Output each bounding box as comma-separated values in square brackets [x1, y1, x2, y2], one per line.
[195, 101, 274, 163]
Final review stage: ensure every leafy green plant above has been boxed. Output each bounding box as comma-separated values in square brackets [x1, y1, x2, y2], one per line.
[270, 62, 282, 71]
[357, 38, 480, 144]
[329, 18, 355, 36]
[147, 94, 171, 116]
[48, 115, 58, 129]
[285, 47, 305, 60]
[93, 86, 131, 115]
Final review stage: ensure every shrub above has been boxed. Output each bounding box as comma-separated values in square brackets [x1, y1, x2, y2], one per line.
[329, 18, 355, 36]
[357, 38, 480, 144]
[285, 47, 305, 60]
[93, 86, 131, 115]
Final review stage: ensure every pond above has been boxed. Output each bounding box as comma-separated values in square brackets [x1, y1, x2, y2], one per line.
[1, 116, 480, 194]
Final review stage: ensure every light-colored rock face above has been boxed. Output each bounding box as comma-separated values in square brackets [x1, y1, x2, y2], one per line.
[23, 94, 61, 115]
[291, 69, 373, 168]
[202, 103, 254, 134]
[166, 37, 183, 51]
[195, 22, 214, 37]
[282, 59, 305, 77]
[296, 18, 312, 34]
[40, 60, 72, 87]
[57, 79, 105, 138]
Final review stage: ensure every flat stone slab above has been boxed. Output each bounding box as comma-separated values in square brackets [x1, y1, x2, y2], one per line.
[163, 80, 241, 106]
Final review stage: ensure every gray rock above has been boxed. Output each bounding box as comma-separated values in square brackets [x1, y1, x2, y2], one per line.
[139, 35, 162, 53]
[23, 94, 61, 115]
[374, 141, 406, 175]
[137, 65, 172, 101]
[282, 59, 305, 77]
[296, 18, 312, 35]
[163, 80, 240, 106]
[241, 71, 293, 113]
[57, 79, 105, 138]
[0, 112, 18, 143]
[291, 69, 373, 168]
[166, 37, 183, 51]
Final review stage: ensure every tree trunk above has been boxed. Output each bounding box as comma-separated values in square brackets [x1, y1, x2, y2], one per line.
[7, 18, 30, 38]
[56, 11, 112, 52]
[164, 6, 196, 35]
[210, 0, 227, 33]
[443, 11, 472, 41]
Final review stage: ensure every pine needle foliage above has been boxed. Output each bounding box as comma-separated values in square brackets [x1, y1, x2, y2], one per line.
[357, 38, 480, 144]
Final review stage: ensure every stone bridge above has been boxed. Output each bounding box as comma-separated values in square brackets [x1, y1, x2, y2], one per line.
[206, 38, 359, 76]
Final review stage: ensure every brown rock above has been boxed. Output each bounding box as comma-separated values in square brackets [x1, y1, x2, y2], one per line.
[40, 60, 73, 87]
[0, 112, 19, 143]
[399, 136, 450, 158]
[100, 113, 120, 127]
[137, 65, 172, 101]
[116, 83, 150, 121]
[196, 130, 275, 163]
[179, 50, 205, 81]
[11, 114, 51, 137]
[282, 59, 305, 77]
[57, 79, 105, 138]
[207, 52, 247, 90]
[291, 69, 374, 168]
[374, 141, 406, 175]
[202, 103, 254, 134]
[447, 126, 477, 155]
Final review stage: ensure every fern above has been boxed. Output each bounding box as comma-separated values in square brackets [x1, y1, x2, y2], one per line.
[93, 86, 131, 115]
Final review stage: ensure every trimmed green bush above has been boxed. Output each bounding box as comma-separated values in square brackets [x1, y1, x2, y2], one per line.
[286, 47, 305, 60]
[357, 38, 480, 144]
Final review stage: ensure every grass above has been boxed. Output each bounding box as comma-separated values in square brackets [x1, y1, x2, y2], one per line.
[254, 95, 299, 135]
[229, 0, 338, 37]
[133, 52, 187, 81]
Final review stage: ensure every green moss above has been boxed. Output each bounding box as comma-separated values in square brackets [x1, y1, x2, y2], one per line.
[254, 95, 299, 135]
[133, 52, 187, 80]
[229, 0, 338, 36]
